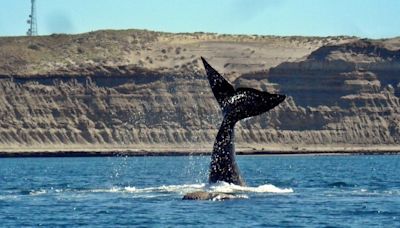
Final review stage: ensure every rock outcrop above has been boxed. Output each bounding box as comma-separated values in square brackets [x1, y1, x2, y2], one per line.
[0, 30, 399, 151]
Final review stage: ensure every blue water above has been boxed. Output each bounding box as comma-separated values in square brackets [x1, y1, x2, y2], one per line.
[1, 155, 399, 227]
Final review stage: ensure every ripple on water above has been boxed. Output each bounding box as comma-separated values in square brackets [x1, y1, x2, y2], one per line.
[0, 155, 399, 227]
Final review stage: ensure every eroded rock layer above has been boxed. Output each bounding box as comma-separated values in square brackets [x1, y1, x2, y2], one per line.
[0, 30, 399, 150]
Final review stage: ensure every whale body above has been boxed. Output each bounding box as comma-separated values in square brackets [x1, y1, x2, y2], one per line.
[201, 57, 286, 186]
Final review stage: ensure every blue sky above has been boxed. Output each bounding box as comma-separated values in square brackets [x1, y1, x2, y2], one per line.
[0, 0, 399, 38]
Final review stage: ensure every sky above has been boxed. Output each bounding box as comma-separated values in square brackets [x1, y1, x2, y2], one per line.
[0, 0, 399, 38]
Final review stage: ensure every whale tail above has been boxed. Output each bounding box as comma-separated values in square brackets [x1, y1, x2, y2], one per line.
[201, 57, 286, 186]
[201, 57, 285, 123]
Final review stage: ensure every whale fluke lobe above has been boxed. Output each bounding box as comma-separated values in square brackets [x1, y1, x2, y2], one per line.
[201, 57, 286, 186]
[201, 57, 235, 108]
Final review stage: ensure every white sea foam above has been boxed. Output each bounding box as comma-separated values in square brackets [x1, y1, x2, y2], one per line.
[29, 189, 47, 195]
[211, 193, 249, 201]
[21, 182, 292, 199]
[85, 182, 292, 195]
[208, 182, 293, 194]
[123, 183, 206, 194]
[0, 195, 19, 200]
[82, 183, 204, 194]
[88, 187, 123, 193]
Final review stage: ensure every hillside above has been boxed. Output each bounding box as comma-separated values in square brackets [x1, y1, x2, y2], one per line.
[0, 29, 399, 154]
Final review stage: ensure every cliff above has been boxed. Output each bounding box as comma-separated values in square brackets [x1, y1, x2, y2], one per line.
[0, 29, 399, 153]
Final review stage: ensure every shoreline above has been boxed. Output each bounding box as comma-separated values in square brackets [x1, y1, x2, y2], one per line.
[1, 146, 400, 157]
[1, 151, 400, 158]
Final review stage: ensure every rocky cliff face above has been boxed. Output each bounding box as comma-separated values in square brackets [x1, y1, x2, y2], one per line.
[0, 30, 399, 151]
[238, 39, 400, 146]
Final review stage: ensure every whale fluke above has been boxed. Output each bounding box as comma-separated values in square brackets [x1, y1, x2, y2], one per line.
[201, 57, 286, 186]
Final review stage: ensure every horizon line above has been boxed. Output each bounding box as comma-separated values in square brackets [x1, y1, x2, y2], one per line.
[1, 27, 399, 40]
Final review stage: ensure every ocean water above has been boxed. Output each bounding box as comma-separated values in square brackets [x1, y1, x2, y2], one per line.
[0, 155, 399, 227]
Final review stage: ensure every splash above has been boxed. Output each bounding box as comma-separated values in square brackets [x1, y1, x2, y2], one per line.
[3, 182, 293, 200]
[86, 182, 293, 195]
[88, 183, 206, 194]
[208, 182, 293, 193]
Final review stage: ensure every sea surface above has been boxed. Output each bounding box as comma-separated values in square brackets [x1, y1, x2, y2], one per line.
[0, 155, 399, 227]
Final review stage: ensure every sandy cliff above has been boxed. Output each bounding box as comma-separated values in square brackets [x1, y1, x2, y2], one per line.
[0, 29, 399, 153]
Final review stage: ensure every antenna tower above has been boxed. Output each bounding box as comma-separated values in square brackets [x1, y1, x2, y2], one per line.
[27, 0, 38, 36]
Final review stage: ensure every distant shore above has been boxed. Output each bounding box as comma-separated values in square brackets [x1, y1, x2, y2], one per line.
[1, 145, 400, 157]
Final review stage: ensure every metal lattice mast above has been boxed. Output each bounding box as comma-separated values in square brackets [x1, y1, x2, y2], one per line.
[27, 0, 38, 36]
